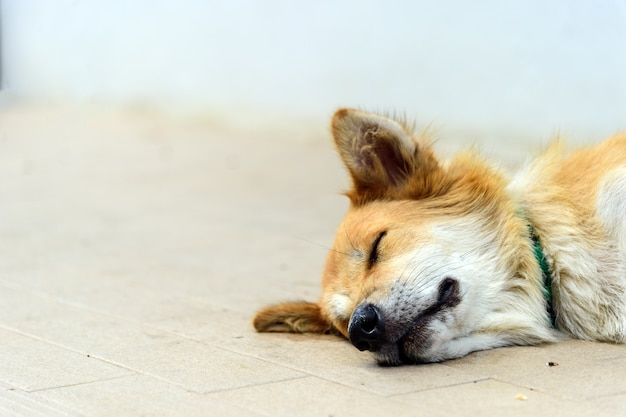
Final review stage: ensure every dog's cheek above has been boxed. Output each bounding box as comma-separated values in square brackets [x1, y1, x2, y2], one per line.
[322, 293, 354, 338]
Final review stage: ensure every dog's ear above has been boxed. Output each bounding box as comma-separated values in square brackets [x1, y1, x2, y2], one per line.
[331, 108, 445, 204]
[253, 301, 334, 334]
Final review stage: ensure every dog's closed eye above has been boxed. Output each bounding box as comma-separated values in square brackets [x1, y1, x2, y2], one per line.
[367, 231, 387, 268]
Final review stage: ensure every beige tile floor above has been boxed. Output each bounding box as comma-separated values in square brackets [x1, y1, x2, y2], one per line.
[0, 105, 625, 417]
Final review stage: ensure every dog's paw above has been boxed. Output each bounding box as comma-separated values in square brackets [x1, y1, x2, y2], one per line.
[253, 301, 334, 334]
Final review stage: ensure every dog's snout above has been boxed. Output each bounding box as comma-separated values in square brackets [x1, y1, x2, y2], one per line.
[348, 304, 385, 352]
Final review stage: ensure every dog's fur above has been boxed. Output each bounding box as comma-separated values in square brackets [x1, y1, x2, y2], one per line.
[253, 108, 626, 365]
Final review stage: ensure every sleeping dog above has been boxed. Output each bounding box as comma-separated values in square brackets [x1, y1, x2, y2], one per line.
[254, 109, 626, 365]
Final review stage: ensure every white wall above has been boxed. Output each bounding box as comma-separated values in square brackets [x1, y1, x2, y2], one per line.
[2, 0, 626, 140]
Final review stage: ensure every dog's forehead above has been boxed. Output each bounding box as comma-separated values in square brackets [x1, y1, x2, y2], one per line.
[343, 200, 425, 226]
[337, 200, 439, 240]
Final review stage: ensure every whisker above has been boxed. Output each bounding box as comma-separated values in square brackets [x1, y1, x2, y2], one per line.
[294, 236, 350, 257]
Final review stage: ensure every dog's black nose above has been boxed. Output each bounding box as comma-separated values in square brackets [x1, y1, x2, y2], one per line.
[348, 304, 385, 352]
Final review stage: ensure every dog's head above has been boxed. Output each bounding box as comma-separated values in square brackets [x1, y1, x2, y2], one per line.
[254, 109, 554, 365]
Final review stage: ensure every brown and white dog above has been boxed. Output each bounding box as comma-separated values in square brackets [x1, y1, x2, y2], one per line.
[253, 108, 626, 365]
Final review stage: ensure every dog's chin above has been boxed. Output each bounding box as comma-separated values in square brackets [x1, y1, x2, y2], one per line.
[373, 343, 435, 366]
[372, 343, 404, 366]
[372, 324, 436, 366]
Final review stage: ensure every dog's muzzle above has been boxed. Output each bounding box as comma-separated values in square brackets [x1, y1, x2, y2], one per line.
[348, 304, 385, 352]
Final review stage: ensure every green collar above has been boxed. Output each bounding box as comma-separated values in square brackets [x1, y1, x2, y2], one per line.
[526, 220, 556, 327]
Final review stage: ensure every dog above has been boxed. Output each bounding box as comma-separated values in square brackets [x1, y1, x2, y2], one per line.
[253, 108, 626, 365]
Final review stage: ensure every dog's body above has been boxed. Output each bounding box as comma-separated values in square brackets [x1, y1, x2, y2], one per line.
[254, 109, 626, 365]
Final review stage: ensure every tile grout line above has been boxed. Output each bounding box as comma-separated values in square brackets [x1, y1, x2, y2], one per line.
[0, 323, 310, 397]
[1, 383, 87, 417]
[0, 279, 260, 352]
[385, 377, 492, 398]
[0, 324, 151, 386]
[134, 323, 342, 379]
[202, 374, 310, 395]
[0, 323, 132, 369]
[0, 280, 175, 326]
[27, 374, 133, 394]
